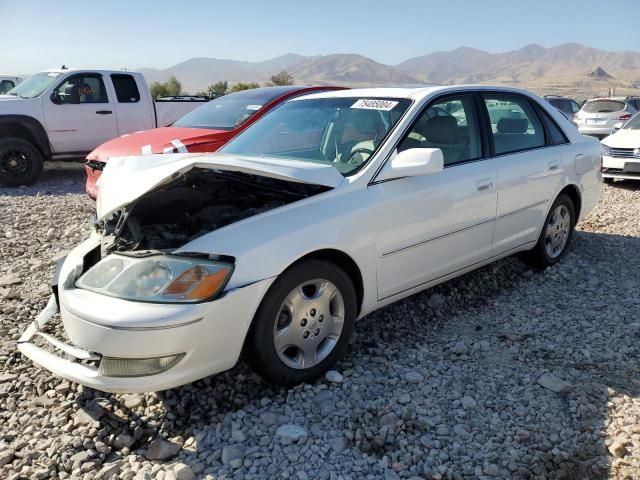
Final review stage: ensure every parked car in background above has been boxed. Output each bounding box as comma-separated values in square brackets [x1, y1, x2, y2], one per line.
[18, 85, 602, 393]
[574, 97, 638, 139]
[601, 112, 640, 182]
[544, 95, 581, 120]
[0, 75, 22, 94]
[0, 68, 208, 186]
[84, 85, 346, 199]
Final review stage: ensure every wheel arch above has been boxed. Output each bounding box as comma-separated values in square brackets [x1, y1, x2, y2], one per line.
[0, 115, 51, 157]
[282, 248, 365, 316]
[557, 183, 582, 221]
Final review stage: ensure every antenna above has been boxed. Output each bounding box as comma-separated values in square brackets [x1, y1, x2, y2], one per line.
[61, 64, 68, 70]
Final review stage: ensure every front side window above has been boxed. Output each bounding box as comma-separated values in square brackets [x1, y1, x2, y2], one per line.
[54, 74, 108, 104]
[0, 80, 15, 94]
[111, 74, 140, 103]
[221, 97, 411, 176]
[398, 95, 482, 166]
[483, 95, 545, 155]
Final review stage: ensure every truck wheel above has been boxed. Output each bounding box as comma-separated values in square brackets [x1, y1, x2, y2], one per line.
[0, 138, 44, 187]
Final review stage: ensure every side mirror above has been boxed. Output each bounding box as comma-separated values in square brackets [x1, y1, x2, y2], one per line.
[376, 148, 444, 182]
[50, 91, 62, 105]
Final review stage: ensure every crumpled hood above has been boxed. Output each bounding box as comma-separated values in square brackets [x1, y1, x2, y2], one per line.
[96, 152, 345, 219]
[87, 126, 229, 161]
[602, 128, 640, 149]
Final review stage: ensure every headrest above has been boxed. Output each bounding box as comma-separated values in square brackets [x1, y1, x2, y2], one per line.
[497, 117, 528, 134]
[423, 116, 458, 144]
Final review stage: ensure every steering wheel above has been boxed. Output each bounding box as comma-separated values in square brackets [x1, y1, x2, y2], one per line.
[346, 147, 374, 165]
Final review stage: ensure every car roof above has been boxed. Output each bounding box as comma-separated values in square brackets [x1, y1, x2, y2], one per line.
[291, 84, 546, 102]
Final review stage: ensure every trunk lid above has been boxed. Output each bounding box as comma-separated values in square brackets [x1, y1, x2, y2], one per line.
[96, 152, 344, 219]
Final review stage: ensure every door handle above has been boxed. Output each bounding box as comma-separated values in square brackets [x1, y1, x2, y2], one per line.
[96, 110, 113, 115]
[548, 160, 560, 171]
[476, 178, 493, 191]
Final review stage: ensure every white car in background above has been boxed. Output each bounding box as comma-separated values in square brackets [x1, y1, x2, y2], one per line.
[0, 75, 22, 94]
[18, 86, 602, 393]
[574, 97, 638, 139]
[601, 112, 640, 182]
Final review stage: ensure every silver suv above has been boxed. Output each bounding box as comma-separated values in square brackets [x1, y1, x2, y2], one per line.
[544, 95, 581, 120]
[574, 97, 639, 139]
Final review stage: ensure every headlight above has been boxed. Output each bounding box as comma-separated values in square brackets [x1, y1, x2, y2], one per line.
[76, 254, 233, 303]
[601, 144, 611, 157]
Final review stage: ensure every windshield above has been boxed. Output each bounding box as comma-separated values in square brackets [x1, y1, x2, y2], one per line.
[220, 97, 412, 176]
[174, 88, 294, 130]
[7, 72, 62, 98]
[623, 112, 640, 130]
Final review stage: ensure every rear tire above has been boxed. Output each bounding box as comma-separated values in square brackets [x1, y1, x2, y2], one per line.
[524, 194, 575, 269]
[245, 259, 357, 386]
[0, 137, 44, 186]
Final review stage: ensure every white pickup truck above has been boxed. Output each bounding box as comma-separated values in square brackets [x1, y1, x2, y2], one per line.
[0, 68, 208, 186]
[0, 76, 22, 95]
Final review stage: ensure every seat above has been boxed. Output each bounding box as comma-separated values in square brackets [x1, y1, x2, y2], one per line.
[493, 117, 530, 154]
[409, 115, 465, 165]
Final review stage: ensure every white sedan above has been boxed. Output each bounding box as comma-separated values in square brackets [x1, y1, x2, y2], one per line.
[18, 86, 602, 393]
[601, 112, 640, 182]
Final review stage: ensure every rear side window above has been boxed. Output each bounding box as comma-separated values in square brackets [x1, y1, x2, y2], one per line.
[0, 80, 15, 94]
[482, 94, 545, 155]
[111, 74, 140, 103]
[582, 100, 625, 113]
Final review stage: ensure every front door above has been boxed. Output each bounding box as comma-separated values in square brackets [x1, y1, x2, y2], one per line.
[371, 93, 498, 300]
[43, 73, 118, 154]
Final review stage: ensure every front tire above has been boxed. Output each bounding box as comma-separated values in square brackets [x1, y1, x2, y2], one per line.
[0, 138, 44, 186]
[524, 194, 575, 269]
[245, 259, 357, 386]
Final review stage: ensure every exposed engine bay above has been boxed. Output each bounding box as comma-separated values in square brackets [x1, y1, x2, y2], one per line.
[96, 168, 329, 254]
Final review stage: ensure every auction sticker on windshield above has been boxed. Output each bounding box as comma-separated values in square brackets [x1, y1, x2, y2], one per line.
[351, 99, 398, 111]
[246, 104, 262, 111]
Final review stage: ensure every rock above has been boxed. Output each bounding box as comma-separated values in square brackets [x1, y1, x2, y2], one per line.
[231, 429, 247, 443]
[427, 293, 444, 308]
[0, 373, 17, 383]
[95, 461, 122, 479]
[484, 464, 502, 476]
[74, 409, 100, 427]
[328, 436, 348, 452]
[537, 373, 573, 393]
[122, 394, 144, 409]
[379, 412, 399, 427]
[0, 449, 15, 467]
[398, 393, 411, 404]
[113, 433, 135, 450]
[461, 395, 477, 409]
[404, 371, 423, 383]
[275, 424, 308, 444]
[325, 370, 344, 383]
[0, 274, 20, 286]
[608, 441, 628, 458]
[146, 437, 181, 460]
[221, 444, 245, 466]
[451, 341, 468, 355]
[174, 463, 194, 480]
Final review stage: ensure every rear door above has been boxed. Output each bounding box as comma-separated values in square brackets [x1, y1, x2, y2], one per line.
[371, 93, 498, 300]
[42, 73, 118, 153]
[110, 73, 155, 134]
[481, 93, 564, 253]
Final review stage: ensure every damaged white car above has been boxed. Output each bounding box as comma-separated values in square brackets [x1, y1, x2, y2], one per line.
[18, 86, 602, 393]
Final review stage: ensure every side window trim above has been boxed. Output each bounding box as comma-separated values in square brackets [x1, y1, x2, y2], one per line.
[534, 103, 570, 146]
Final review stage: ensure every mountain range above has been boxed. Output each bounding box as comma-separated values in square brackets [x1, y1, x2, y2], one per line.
[139, 43, 640, 98]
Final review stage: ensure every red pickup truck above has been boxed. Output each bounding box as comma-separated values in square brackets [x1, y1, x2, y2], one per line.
[85, 85, 345, 198]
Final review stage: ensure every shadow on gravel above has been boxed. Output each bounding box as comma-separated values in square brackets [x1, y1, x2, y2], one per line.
[66, 230, 638, 479]
[608, 179, 640, 191]
[0, 161, 86, 197]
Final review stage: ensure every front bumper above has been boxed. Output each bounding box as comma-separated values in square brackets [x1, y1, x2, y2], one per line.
[17, 239, 274, 393]
[602, 155, 640, 180]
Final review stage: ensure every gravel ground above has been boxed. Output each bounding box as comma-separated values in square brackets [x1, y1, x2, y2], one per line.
[0, 162, 639, 480]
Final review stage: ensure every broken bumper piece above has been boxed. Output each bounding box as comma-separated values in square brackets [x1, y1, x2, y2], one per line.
[18, 264, 274, 393]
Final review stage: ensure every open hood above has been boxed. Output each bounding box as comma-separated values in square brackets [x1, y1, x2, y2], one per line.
[96, 152, 344, 219]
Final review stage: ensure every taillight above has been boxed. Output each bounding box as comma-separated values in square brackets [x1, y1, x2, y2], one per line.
[616, 113, 632, 121]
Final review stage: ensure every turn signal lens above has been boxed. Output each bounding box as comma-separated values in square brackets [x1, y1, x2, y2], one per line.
[164, 265, 232, 300]
[99, 354, 185, 377]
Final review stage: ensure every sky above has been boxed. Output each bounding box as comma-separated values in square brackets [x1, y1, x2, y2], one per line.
[2, 0, 639, 74]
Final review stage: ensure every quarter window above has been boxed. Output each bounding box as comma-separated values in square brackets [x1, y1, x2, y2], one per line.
[398, 95, 482, 166]
[538, 108, 569, 145]
[483, 95, 545, 155]
[54, 74, 108, 104]
[111, 74, 141, 103]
